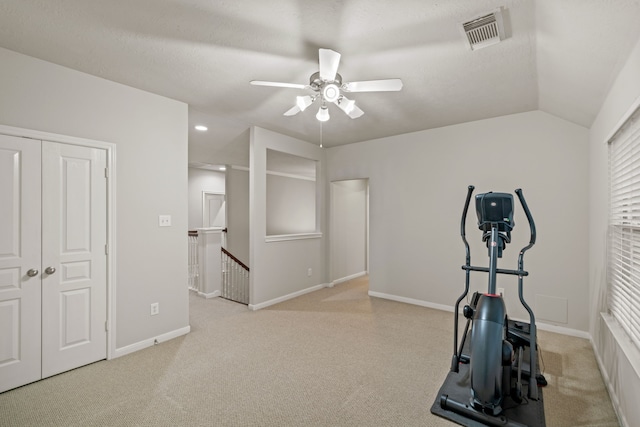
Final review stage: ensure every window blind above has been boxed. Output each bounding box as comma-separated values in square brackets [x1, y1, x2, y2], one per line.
[608, 107, 640, 351]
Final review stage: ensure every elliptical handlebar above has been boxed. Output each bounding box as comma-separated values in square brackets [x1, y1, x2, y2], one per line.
[461, 185, 475, 264]
[514, 188, 536, 249]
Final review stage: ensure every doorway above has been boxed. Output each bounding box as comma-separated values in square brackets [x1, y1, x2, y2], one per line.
[330, 179, 369, 285]
[0, 130, 112, 393]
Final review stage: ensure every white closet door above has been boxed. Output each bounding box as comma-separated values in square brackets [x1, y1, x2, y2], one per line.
[0, 135, 42, 393]
[41, 141, 107, 378]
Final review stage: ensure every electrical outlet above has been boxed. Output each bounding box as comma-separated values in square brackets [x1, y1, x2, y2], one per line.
[307, 268, 312, 277]
[158, 215, 171, 227]
[497, 288, 505, 297]
[150, 302, 159, 316]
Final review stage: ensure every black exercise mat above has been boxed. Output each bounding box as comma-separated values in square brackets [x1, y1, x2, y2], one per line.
[430, 354, 545, 426]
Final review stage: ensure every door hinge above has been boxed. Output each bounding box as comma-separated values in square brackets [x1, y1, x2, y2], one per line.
[105, 244, 109, 255]
[105, 321, 109, 332]
[105, 167, 109, 178]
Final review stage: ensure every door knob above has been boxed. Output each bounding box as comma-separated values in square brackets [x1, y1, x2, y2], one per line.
[45, 266, 56, 275]
[27, 268, 39, 277]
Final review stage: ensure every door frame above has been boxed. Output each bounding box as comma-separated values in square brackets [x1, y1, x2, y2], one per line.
[0, 124, 116, 360]
[329, 178, 370, 285]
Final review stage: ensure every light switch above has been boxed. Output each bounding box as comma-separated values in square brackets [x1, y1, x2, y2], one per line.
[159, 215, 172, 227]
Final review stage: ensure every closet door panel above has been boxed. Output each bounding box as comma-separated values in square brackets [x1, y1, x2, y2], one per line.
[41, 141, 107, 378]
[0, 134, 41, 393]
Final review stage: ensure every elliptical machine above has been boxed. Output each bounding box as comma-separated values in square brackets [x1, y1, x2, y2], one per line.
[438, 186, 546, 427]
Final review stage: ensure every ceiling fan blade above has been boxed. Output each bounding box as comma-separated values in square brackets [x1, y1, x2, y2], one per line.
[334, 96, 364, 119]
[342, 79, 403, 92]
[250, 80, 307, 89]
[283, 105, 302, 116]
[319, 49, 341, 82]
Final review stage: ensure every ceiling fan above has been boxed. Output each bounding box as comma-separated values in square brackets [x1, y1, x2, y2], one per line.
[250, 49, 403, 121]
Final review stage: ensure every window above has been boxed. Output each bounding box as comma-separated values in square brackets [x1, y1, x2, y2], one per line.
[608, 107, 640, 351]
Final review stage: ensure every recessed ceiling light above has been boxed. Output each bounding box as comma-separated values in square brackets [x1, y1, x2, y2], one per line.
[219, 166, 226, 171]
[194, 125, 208, 131]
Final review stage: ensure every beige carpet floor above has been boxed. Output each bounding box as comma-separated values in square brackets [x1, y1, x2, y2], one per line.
[0, 276, 619, 426]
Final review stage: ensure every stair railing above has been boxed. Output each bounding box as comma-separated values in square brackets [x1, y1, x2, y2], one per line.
[221, 247, 249, 304]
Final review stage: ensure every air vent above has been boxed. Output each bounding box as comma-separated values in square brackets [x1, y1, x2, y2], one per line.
[461, 9, 505, 50]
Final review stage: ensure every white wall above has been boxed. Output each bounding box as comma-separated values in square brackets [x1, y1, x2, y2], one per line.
[330, 179, 368, 283]
[188, 167, 225, 229]
[250, 127, 326, 307]
[267, 174, 316, 235]
[226, 167, 250, 265]
[327, 111, 589, 332]
[0, 47, 189, 353]
[589, 36, 640, 427]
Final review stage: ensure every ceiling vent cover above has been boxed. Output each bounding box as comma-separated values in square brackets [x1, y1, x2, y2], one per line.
[461, 8, 505, 50]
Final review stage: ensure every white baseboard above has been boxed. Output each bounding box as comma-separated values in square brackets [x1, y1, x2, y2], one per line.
[368, 290, 591, 339]
[198, 290, 221, 299]
[368, 291, 454, 312]
[112, 326, 191, 359]
[249, 283, 329, 311]
[534, 320, 591, 339]
[330, 271, 367, 287]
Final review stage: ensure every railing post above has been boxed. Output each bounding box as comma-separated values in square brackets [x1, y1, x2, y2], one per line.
[196, 227, 223, 298]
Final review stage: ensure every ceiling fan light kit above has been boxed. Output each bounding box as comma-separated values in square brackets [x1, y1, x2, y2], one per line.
[337, 97, 355, 114]
[296, 95, 313, 111]
[316, 105, 330, 122]
[250, 48, 403, 122]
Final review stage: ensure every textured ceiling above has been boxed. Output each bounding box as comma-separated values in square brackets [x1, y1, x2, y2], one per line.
[1, 0, 640, 164]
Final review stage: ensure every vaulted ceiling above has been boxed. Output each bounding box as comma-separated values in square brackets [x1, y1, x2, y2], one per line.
[1, 0, 640, 164]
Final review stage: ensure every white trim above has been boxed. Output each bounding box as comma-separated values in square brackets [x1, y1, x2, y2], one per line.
[604, 94, 640, 144]
[112, 326, 190, 359]
[0, 124, 117, 361]
[368, 291, 454, 312]
[368, 290, 592, 339]
[265, 232, 322, 242]
[592, 346, 628, 427]
[197, 227, 223, 234]
[197, 290, 221, 299]
[231, 165, 250, 172]
[249, 283, 328, 310]
[601, 312, 640, 379]
[0, 124, 114, 150]
[592, 312, 640, 427]
[266, 169, 316, 181]
[330, 271, 368, 287]
[534, 320, 591, 339]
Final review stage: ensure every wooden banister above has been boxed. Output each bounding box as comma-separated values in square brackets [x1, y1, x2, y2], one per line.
[221, 247, 249, 272]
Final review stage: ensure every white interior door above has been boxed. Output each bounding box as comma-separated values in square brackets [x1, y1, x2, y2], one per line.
[41, 141, 107, 378]
[0, 135, 42, 393]
[0, 135, 107, 392]
[203, 192, 225, 228]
